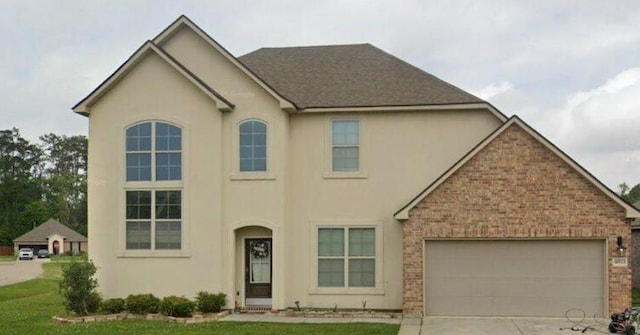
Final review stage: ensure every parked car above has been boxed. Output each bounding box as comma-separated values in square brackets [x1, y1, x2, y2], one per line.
[37, 249, 50, 258]
[19, 248, 34, 260]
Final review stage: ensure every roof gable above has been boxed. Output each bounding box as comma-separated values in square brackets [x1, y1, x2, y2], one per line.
[239, 43, 488, 110]
[72, 40, 234, 116]
[152, 15, 295, 111]
[13, 219, 87, 242]
[394, 116, 640, 220]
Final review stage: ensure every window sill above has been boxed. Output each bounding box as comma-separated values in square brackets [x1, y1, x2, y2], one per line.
[230, 173, 276, 181]
[307, 287, 384, 295]
[117, 250, 191, 258]
[322, 171, 368, 179]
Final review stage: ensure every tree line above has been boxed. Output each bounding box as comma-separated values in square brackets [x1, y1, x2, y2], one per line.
[0, 128, 87, 246]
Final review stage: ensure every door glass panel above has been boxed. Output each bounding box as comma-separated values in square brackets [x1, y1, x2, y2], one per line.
[249, 240, 271, 283]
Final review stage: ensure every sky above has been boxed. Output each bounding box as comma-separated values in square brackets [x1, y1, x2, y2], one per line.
[1, 0, 639, 190]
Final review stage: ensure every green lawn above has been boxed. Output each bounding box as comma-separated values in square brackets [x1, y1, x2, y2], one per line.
[0, 255, 16, 262]
[0, 263, 398, 335]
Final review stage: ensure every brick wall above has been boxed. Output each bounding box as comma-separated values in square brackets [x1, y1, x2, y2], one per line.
[403, 124, 631, 315]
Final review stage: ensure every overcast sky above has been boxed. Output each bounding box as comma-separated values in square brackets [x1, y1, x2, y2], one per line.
[1, 0, 638, 190]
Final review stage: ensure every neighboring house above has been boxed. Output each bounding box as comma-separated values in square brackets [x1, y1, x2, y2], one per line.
[13, 219, 88, 256]
[73, 16, 640, 317]
[632, 201, 640, 289]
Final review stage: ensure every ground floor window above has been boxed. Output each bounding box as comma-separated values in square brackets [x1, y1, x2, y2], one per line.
[318, 227, 375, 287]
[125, 190, 182, 250]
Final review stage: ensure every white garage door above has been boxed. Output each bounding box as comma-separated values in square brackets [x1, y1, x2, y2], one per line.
[425, 240, 605, 317]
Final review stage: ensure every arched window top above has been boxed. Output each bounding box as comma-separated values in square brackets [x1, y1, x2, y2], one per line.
[126, 121, 182, 181]
[239, 120, 267, 172]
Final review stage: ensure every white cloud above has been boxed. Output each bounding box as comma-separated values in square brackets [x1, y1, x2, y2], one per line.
[474, 82, 514, 100]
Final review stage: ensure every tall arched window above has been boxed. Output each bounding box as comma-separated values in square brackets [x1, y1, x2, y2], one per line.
[239, 120, 267, 172]
[125, 121, 183, 251]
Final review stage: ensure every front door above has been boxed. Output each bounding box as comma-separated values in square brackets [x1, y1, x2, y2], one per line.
[245, 238, 272, 305]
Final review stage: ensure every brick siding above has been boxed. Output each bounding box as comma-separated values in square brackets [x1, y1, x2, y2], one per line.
[403, 124, 631, 315]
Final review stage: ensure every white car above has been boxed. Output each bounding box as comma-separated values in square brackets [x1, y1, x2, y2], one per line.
[18, 248, 34, 260]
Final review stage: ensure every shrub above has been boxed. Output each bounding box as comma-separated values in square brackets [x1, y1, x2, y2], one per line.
[160, 296, 196, 317]
[100, 298, 126, 314]
[86, 292, 102, 314]
[58, 260, 100, 316]
[195, 291, 227, 313]
[125, 294, 160, 314]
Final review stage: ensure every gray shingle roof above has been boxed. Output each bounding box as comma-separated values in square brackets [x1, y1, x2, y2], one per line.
[13, 219, 87, 243]
[238, 43, 484, 109]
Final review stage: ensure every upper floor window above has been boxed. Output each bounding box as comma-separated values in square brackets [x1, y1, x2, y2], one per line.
[126, 122, 182, 181]
[239, 120, 267, 172]
[332, 120, 359, 172]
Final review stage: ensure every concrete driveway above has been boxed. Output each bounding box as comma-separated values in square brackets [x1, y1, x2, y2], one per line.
[0, 258, 47, 286]
[400, 317, 612, 335]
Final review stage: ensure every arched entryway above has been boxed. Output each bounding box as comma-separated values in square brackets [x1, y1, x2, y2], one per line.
[234, 226, 273, 308]
[52, 240, 60, 255]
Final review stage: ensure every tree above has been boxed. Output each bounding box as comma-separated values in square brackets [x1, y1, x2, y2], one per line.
[619, 182, 640, 204]
[39, 134, 88, 235]
[0, 128, 44, 245]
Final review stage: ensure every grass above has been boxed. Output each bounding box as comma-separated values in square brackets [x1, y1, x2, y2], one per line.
[633, 289, 640, 307]
[0, 262, 399, 335]
[0, 255, 16, 262]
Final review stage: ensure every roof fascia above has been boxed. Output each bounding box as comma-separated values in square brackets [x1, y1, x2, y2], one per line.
[152, 15, 296, 112]
[301, 102, 508, 121]
[72, 41, 234, 115]
[394, 116, 640, 220]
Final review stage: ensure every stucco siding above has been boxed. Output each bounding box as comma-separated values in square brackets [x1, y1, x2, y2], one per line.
[88, 50, 226, 298]
[287, 109, 502, 310]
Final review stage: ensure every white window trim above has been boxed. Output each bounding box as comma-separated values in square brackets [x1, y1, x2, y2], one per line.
[118, 117, 190, 258]
[308, 220, 384, 295]
[230, 118, 275, 180]
[323, 116, 367, 179]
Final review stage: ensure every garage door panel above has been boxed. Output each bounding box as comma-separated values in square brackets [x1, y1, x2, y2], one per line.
[425, 240, 605, 317]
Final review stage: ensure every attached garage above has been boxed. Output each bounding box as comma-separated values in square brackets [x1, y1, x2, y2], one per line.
[396, 117, 639, 316]
[424, 240, 605, 317]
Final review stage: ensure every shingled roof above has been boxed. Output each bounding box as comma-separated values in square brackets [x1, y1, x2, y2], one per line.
[238, 43, 484, 110]
[13, 219, 87, 243]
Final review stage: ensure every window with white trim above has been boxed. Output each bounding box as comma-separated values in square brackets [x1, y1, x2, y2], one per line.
[126, 122, 182, 181]
[125, 190, 181, 250]
[124, 121, 183, 251]
[239, 120, 267, 172]
[318, 227, 375, 287]
[332, 120, 359, 172]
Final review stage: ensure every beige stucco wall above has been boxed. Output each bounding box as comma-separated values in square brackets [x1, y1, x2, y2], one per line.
[86, 25, 503, 310]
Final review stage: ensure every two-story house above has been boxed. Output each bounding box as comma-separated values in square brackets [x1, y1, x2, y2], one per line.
[73, 16, 639, 317]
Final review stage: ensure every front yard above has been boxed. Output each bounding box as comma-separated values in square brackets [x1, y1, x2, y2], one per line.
[0, 263, 398, 335]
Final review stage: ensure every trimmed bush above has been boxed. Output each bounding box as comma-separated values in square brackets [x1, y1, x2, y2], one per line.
[160, 296, 195, 317]
[125, 294, 160, 314]
[100, 298, 126, 314]
[86, 292, 102, 314]
[58, 260, 100, 316]
[195, 291, 227, 313]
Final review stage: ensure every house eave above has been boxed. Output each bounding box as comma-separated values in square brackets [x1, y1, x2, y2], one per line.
[300, 102, 507, 121]
[152, 15, 296, 113]
[71, 40, 234, 116]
